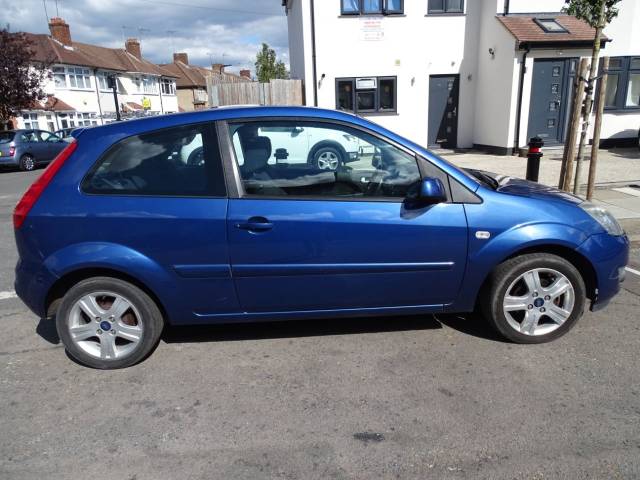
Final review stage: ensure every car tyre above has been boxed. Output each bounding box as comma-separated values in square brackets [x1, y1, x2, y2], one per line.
[19, 154, 35, 171]
[56, 277, 164, 369]
[480, 253, 586, 344]
[312, 146, 342, 171]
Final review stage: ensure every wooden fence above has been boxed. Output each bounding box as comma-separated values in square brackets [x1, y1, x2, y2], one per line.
[207, 79, 303, 107]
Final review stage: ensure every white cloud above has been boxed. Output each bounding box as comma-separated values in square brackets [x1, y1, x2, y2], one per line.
[0, 0, 289, 73]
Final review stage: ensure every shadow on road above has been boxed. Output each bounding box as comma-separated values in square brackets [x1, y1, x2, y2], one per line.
[162, 312, 505, 344]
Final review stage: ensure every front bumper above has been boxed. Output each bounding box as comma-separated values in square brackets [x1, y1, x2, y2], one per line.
[576, 233, 629, 311]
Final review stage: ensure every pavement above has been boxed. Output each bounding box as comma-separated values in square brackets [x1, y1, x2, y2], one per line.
[443, 147, 640, 246]
[1, 167, 640, 479]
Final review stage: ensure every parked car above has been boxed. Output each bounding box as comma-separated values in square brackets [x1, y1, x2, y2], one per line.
[231, 124, 365, 171]
[0, 129, 68, 171]
[13, 106, 629, 369]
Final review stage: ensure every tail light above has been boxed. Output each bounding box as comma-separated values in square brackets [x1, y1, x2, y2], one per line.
[9, 146, 15, 157]
[13, 140, 78, 229]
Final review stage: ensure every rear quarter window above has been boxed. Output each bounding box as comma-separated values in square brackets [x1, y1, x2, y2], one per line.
[82, 123, 226, 197]
[0, 132, 15, 144]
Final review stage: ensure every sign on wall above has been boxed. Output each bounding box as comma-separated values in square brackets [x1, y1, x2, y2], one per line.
[360, 17, 384, 41]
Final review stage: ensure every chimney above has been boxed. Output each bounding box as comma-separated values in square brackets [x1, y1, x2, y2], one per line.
[240, 69, 251, 80]
[211, 63, 224, 74]
[125, 38, 142, 60]
[49, 17, 72, 46]
[173, 52, 189, 64]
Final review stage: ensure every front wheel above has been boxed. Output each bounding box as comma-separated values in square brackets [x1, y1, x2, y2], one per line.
[481, 253, 586, 343]
[56, 277, 164, 369]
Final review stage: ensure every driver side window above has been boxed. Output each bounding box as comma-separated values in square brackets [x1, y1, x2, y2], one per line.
[229, 120, 421, 199]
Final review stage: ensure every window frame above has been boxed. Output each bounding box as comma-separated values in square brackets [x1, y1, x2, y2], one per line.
[335, 76, 397, 114]
[533, 18, 569, 34]
[220, 117, 429, 203]
[81, 122, 227, 198]
[427, 0, 465, 15]
[341, 0, 404, 16]
[601, 56, 640, 111]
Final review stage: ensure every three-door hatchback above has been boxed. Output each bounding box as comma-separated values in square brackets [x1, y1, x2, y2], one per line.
[14, 106, 629, 368]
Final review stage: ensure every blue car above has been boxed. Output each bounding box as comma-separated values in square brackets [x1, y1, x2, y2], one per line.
[13, 106, 628, 369]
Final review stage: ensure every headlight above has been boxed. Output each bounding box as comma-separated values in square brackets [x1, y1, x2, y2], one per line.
[580, 201, 625, 236]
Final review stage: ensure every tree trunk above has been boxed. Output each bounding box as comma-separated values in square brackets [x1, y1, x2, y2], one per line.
[560, 59, 589, 192]
[587, 56, 609, 200]
[572, 1, 606, 195]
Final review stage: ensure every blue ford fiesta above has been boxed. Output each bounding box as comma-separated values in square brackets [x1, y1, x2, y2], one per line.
[13, 106, 629, 369]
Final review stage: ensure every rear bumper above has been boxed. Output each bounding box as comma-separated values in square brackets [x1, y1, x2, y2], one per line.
[576, 233, 629, 311]
[0, 156, 18, 166]
[14, 258, 58, 319]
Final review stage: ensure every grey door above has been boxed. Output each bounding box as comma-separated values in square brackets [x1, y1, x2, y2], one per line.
[428, 75, 459, 148]
[527, 59, 575, 145]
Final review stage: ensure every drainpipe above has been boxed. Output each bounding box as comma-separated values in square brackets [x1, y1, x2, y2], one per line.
[310, 0, 318, 107]
[158, 77, 165, 114]
[513, 44, 530, 155]
[93, 68, 104, 125]
[503, 0, 510, 16]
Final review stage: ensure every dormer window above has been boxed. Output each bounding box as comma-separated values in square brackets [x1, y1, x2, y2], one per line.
[534, 18, 569, 33]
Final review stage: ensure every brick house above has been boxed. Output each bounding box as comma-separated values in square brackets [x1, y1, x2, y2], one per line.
[160, 53, 253, 112]
[14, 17, 179, 131]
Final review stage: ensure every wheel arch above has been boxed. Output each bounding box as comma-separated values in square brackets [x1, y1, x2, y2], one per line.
[45, 267, 169, 323]
[307, 140, 348, 164]
[475, 244, 598, 308]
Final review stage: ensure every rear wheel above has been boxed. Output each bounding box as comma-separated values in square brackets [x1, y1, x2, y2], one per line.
[56, 277, 164, 369]
[481, 253, 586, 343]
[19, 154, 35, 171]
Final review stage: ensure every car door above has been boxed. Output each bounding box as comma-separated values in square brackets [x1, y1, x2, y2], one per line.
[20, 130, 45, 162]
[223, 118, 468, 313]
[38, 131, 67, 161]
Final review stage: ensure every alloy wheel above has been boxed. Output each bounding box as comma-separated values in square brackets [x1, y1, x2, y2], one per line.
[502, 268, 575, 336]
[67, 291, 143, 360]
[316, 151, 340, 170]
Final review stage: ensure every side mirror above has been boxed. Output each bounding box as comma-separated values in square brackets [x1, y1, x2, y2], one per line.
[410, 177, 447, 206]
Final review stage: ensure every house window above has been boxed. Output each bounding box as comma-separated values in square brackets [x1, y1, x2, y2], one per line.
[22, 113, 39, 129]
[428, 0, 464, 14]
[135, 76, 158, 94]
[602, 57, 640, 110]
[53, 66, 67, 88]
[534, 18, 569, 33]
[341, 0, 403, 15]
[68, 67, 91, 89]
[98, 72, 120, 92]
[161, 78, 176, 95]
[335, 76, 397, 113]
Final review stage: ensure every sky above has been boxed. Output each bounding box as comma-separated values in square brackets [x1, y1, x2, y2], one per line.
[0, 0, 289, 74]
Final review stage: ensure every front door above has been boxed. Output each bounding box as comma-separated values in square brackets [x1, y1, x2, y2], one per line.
[224, 118, 469, 313]
[527, 59, 576, 145]
[428, 75, 459, 149]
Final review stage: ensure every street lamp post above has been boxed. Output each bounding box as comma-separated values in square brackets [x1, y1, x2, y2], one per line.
[108, 75, 121, 121]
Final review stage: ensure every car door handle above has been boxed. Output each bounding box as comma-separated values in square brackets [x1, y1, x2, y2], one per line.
[235, 217, 274, 232]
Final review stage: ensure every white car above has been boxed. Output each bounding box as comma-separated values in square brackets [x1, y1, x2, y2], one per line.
[233, 124, 374, 171]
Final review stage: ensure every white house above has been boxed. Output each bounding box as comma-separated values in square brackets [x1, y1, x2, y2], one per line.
[282, 0, 640, 154]
[14, 17, 178, 131]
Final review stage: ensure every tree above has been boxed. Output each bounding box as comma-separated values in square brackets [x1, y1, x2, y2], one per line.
[255, 43, 288, 83]
[0, 27, 49, 124]
[562, 0, 621, 194]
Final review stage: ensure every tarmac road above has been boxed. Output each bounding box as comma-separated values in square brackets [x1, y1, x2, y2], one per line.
[1, 168, 639, 479]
